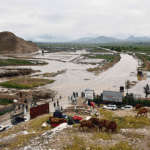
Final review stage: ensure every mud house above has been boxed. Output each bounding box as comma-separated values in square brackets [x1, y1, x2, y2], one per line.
[19, 90, 32, 103]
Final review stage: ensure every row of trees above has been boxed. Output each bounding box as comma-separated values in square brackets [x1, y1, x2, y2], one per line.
[93, 80, 150, 105]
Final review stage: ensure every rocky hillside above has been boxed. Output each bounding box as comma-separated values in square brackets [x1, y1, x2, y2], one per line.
[0, 31, 39, 54]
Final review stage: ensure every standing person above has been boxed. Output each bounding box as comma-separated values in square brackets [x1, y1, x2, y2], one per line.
[52, 97, 53, 102]
[18, 104, 20, 110]
[57, 100, 59, 107]
[60, 95, 61, 99]
[22, 104, 24, 112]
[54, 102, 56, 108]
[57, 103, 59, 107]
[97, 94, 98, 99]
[61, 106, 63, 111]
[68, 96, 70, 101]
[26, 104, 28, 110]
[73, 99, 74, 103]
[98, 102, 100, 108]
[76, 92, 77, 98]
[77, 92, 78, 97]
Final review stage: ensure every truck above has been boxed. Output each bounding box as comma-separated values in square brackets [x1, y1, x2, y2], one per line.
[10, 111, 24, 125]
[103, 90, 123, 102]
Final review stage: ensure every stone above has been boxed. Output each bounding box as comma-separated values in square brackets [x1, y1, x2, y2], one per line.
[42, 122, 47, 128]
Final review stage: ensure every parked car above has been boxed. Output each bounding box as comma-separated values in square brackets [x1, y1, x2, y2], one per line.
[121, 105, 133, 110]
[0, 126, 6, 132]
[103, 104, 117, 110]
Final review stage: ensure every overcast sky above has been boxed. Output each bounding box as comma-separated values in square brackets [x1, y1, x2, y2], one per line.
[0, 0, 150, 40]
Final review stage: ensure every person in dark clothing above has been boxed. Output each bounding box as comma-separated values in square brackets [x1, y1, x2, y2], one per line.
[73, 99, 74, 103]
[97, 95, 98, 98]
[61, 106, 63, 111]
[73, 92, 75, 98]
[57, 100, 59, 104]
[81, 92, 83, 98]
[57, 103, 59, 107]
[98, 102, 100, 108]
[52, 97, 53, 102]
[60, 95, 61, 99]
[88, 100, 91, 106]
[53, 110, 63, 118]
[54, 102, 56, 108]
[26, 104, 28, 110]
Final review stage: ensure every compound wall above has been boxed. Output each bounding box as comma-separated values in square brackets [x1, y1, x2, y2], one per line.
[30, 103, 49, 119]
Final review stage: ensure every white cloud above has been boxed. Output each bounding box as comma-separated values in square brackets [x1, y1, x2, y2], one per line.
[0, 0, 150, 40]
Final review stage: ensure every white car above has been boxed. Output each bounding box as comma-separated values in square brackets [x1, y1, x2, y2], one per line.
[0, 126, 6, 132]
[121, 105, 133, 110]
[103, 104, 117, 110]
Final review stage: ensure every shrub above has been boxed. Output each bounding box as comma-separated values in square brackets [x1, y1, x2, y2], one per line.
[0, 78, 54, 89]
[122, 97, 150, 107]
[0, 99, 13, 105]
[93, 97, 102, 104]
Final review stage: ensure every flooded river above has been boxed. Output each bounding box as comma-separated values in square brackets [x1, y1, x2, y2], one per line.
[34, 53, 150, 98]
[2, 53, 150, 98]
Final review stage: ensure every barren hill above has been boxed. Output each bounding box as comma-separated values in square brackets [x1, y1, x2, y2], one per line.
[0, 31, 39, 54]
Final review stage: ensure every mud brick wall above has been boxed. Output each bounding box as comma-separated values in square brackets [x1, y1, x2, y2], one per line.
[0, 93, 18, 100]
[0, 104, 14, 114]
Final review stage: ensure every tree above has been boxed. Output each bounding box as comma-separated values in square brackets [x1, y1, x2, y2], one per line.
[125, 80, 131, 95]
[116, 47, 121, 52]
[111, 47, 114, 50]
[143, 84, 150, 100]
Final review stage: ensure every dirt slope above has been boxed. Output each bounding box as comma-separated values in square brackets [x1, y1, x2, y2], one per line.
[0, 31, 39, 54]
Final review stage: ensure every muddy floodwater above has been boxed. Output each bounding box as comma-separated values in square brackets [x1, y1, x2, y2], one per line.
[2, 53, 150, 98]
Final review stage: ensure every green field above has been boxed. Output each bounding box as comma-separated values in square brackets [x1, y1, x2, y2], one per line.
[98, 44, 150, 54]
[0, 59, 45, 66]
[0, 99, 13, 105]
[0, 77, 54, 89]
[37, 43, 95, 48]
[84, 54, 118, 62]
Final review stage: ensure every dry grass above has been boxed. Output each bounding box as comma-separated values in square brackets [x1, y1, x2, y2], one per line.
[107, 141, 134, 150]
[98, 108, 114, 119]
[98, 108, 150, 129]
[0, 77, 54, 89]
[43, 69, 66, 77]
[123, 131, 144, 139]
[64, 135, 133, 150]
[0, 114, 52, 149]
[87, 55, 120, 75]
[92, 132, 112, 140]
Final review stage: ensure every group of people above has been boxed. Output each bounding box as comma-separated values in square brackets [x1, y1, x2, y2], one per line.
[68, 92, 78, 105]
[53, 96, 63, 111]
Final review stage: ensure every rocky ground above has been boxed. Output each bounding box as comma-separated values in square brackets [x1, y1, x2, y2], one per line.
[1, 106, 150, 150]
